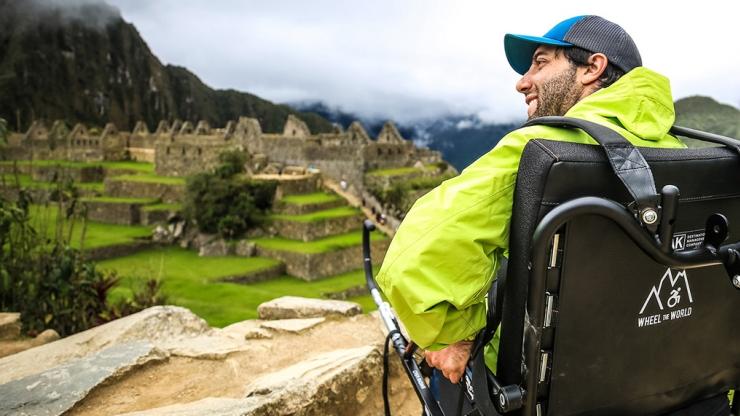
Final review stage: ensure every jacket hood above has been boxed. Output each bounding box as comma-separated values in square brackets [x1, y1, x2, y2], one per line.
[565, 67, 676, 142]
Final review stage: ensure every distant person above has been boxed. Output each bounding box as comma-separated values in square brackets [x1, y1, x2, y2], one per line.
[377, 15, 688, 386]
[340, 179, 348, 191]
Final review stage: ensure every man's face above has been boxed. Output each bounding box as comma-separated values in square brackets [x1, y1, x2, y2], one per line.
[516, 45, 584, 120]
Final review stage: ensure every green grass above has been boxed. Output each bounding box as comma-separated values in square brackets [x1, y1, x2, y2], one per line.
[252, 230, 383, 254]
[97, 247, 375, 327]
[81, 196, 159, 204]
[366, 166, 421, 177]
[108, 173, 185, 185]
[271, 206, 359, 223]
[0, 160, 154, 173]
[29, 204, 152, 249]
[1, 174, 104, 192]
[280, 192, 341, 205]
[142, 203, 182, 212]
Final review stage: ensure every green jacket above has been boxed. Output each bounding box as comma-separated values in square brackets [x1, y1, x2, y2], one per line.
[376, 67, 686, 370]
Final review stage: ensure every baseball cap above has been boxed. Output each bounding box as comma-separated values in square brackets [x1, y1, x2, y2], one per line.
[504, 15, 642, 75]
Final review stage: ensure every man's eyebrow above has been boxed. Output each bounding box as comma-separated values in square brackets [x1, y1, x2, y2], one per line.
[531, 50, 548, 62]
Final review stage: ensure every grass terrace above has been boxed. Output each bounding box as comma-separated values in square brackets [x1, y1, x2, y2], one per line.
[29, 204, 152, 249]
[252, 230, 381, 254]
[366, 166, 421, 177]
[280, 192, 341, 205]
[108, 173, 186, 185]
[81, 196, 159, 204]
[142, 203, 182, 212]
[98, 247, 374, 326]
[271, 206, 359, 223]
[0, 160, 154, 173]
[1, 174, 104, 192]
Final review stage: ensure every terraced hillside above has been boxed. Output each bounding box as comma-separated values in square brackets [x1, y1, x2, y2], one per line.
[0, 161, 388, 327]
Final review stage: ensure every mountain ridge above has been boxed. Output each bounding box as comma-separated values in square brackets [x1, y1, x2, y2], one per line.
[0, 0, 334, 133]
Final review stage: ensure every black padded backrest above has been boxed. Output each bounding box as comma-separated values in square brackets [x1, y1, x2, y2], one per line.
[498, 139, 740, 415]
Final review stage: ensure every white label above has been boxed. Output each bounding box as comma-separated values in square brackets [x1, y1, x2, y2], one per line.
[637, 268, 694, 328]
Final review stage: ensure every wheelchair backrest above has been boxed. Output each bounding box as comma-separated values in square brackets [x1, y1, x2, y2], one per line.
[498, 132, 740, 415]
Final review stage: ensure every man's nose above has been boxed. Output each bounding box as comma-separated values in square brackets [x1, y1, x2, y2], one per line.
[516, 72, 532, 94]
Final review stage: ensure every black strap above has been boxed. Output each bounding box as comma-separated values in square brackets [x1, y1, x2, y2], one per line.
[469, 258, 508, 416]
[523, 116, 659, 217]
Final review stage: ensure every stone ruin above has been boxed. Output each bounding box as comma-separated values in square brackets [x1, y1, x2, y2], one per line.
[2, 114, 444, 192]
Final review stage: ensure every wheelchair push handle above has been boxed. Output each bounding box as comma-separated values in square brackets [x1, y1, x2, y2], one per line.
[363, 220, 447, 416]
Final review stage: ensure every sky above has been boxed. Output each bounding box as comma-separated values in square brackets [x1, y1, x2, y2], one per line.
[106, 0, 740, 124]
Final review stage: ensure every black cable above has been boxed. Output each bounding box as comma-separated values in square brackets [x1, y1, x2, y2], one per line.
[383, 331, 394, 416]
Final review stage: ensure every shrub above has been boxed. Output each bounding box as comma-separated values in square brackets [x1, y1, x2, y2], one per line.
[184, 151, 276, 239]
[0, 174, 167, 337]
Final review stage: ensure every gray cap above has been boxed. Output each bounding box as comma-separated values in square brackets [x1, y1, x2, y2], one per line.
[504, 15, 642, 75]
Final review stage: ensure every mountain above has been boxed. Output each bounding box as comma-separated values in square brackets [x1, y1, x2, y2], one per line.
[292, 101, 521, 171]
[674, 96, 740, 139]
[0, 0, 334, 133]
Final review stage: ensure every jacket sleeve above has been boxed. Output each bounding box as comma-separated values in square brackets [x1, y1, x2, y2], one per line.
[376, 131, 528, 350]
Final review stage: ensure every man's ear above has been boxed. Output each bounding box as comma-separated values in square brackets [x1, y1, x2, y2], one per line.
[579, 52, 608, 86]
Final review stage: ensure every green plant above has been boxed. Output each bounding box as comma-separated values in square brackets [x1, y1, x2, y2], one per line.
[215, 150, 247, 178]
[0, 118, 7, 146]
[184, 152, 276, 239]
[0, 171, 162, 336]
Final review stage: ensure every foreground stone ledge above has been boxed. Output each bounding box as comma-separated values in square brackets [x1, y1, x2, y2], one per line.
[0, 341, 167, 416]
[0, 305, 210, 385]
[258, 296, 362, 320]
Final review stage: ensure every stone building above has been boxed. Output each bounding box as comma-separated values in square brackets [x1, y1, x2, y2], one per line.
[2, 114, 444, 195]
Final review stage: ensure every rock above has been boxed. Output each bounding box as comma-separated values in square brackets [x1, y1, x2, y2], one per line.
[234, 240, 256, 257]
[0, 329, 60, 359]
[117, 397, 261, 416]
[152, 225, 169, 243]
[244, 328, 273, 340]
[198, 238, 231, 257]
[0, 341, 167, 416]
[257, 296, 362, 320]
[159, 335, 245, 360]
[219, 320, 272, 340]
[0, 312, 21, 340]
[0, 306, 210, 385]
[260, 318, 325, 334]
[242, 346, 381, 415]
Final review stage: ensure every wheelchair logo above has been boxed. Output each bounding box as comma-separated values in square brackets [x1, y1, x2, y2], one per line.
[637, 268, 694, 328]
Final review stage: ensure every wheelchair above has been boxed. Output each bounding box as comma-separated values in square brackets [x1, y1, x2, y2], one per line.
[363, 116, 740, 416]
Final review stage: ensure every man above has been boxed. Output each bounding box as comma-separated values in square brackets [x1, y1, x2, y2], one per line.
[376, 15, 685, 385]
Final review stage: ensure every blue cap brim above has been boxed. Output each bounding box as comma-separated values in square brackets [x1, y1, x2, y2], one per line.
[504, 34, 572, 75]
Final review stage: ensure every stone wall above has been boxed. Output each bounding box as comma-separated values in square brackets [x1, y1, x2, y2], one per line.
[271, 214, 362, 241]
[85, 240, 156, 261]
[83, 200, 144, 225]
[32, 165, 105, 183]
[274, 198, 344, 215]
[255, 238, 390, 281]
[105, 179, 184, 203]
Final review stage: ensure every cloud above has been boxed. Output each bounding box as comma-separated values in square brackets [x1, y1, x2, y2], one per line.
[109, 1, 738, 123]
[13, 0, 120, 30]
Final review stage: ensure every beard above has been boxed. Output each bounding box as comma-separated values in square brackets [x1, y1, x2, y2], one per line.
[528, 66, 583, 120]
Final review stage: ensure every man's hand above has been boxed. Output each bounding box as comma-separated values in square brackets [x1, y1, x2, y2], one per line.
[424, 340, 473, 384]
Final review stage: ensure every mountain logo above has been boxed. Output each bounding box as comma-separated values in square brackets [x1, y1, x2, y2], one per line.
[637, 268, 694, 328]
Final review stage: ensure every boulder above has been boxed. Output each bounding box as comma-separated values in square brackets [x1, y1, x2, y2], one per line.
[257, 296, 362, 320]
[0, 312, 21, 340]
[198, 238, 231, 257]
[0, 341, 167, 416]
[234, 240, 256, 257]
[119, 346, 381, 416]
[260, 318, 325, 334]
[0, 306, 210, 385]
